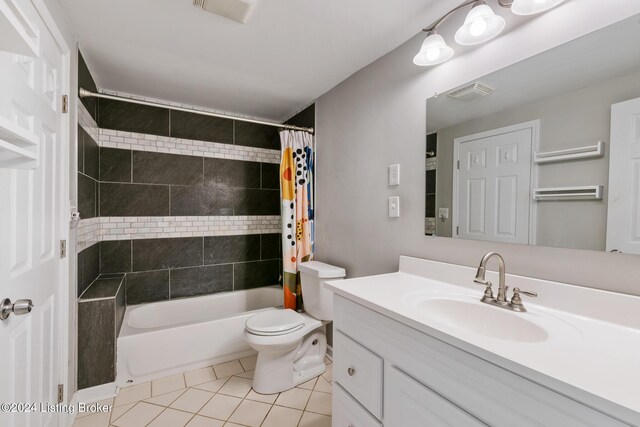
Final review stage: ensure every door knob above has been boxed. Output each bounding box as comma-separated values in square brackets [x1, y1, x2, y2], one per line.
[1, 298, 34, 321]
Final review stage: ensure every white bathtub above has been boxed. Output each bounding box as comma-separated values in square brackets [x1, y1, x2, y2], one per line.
[117, 286, 282, 386]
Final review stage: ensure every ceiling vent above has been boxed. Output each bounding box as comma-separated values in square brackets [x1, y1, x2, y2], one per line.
[447, 82, 495, 101]
[193, 0, 259, 24]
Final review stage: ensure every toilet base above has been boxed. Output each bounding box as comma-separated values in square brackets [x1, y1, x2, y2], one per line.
[252, 330, 327, 394]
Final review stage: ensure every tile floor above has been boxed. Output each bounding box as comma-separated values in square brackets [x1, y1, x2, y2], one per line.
[73, 355, 333, 427]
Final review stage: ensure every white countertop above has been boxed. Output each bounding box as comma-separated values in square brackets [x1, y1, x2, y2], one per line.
[325, 256, 640, 426]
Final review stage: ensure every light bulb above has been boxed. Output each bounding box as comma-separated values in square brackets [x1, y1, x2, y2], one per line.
[425, 48, 441, 61]
[469, 17, 488, 37]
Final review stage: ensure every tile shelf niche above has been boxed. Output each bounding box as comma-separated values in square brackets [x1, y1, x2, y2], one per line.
[0, 115, 39, 169]
[0, 0, 39, 57]
[534, 141, 605, 164]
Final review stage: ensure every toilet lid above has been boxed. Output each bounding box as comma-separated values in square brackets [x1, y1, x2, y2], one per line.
[246, 309, 305, 335]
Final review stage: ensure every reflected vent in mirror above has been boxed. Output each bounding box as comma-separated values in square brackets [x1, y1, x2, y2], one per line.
[447, 82, 494, 101]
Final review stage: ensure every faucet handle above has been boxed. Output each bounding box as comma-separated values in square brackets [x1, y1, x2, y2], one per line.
[511, 287, 537, 307]
[474, 279, 494, 302]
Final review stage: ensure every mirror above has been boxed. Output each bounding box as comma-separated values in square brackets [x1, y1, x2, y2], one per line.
[425, 14, 640, 254]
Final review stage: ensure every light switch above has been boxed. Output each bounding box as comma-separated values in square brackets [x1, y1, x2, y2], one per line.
[438, 208, 449, 221]
[389, 164, 400, 186]
[389, 196, 400, 217]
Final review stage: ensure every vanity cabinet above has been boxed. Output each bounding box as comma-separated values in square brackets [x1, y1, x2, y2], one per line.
[332, 295, 629, 427]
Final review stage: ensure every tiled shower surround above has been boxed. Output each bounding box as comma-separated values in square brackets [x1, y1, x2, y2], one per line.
[74, 51, 321, 390]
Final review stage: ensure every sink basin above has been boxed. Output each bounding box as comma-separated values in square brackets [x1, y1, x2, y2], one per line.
[412, 298, 548, 342]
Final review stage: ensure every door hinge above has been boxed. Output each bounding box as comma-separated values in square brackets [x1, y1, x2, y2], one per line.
[457, 160, 460, 170]
[59, 240, 66, 258]
[456, 226, 459, 235]
[57, 384, 64, 404]
[62, 95, 68, 113]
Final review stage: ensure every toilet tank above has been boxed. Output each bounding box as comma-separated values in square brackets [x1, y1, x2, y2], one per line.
[298, 261, 346, 321]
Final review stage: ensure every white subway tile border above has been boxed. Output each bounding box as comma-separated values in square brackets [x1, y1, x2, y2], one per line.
[76, 216, 281, 252]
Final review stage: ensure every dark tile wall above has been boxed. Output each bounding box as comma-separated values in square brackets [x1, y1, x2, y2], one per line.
[99, 234, 282, 305]
[78, 50, 98, 122]
[99, 150, 278, 217]
[77, 126, 99, 220]
[97, 99, 278, 149]
[77, 275, 125, 390]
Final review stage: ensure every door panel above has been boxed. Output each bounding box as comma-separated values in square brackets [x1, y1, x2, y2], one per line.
[0, 1, 66, 425]
[607, 98, 640, 254]
[456, 125, 533, 244]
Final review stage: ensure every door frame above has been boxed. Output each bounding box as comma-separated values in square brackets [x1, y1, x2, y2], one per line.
[30, 0, 71, 421]
[452, 120, 540, 244]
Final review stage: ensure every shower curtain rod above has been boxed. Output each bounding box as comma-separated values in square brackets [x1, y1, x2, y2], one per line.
[78, 88, 315, 134]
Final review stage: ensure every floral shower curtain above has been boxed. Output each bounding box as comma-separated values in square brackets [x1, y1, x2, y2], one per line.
[280, 130, 314, 311]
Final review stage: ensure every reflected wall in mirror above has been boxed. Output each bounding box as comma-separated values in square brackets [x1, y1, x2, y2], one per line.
[425, 14, 640, 254]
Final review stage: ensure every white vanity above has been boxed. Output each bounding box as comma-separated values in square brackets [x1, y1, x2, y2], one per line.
[325, 256, 640, 427]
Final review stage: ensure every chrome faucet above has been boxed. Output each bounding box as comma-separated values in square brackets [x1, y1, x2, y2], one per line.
[473, 252, 538, 312]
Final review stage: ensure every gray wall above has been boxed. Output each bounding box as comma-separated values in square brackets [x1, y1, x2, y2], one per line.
[314, 4, 640, 296]
[433, 70, 640, 250]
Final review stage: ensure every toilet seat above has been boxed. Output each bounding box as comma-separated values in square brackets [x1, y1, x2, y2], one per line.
[245, 309, 305, 336]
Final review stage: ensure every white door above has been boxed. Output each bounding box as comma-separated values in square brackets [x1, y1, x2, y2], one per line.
[454, 122, 535, 244]
[607, 97, 640, 254]
[0, 1, 68, 426]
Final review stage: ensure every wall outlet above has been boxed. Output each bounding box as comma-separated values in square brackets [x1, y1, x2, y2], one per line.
[438, 207, 449, 221]
[388, 196, 400, 217]
[388, 164, 400, 186]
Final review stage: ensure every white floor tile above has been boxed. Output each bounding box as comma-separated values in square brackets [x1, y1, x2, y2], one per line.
[170, 388, 215, 413]
[110, 402, 136, 423]
[72, 411, 111, 427]
[227, 399, 271, 427]
[111, 402, 164, 427]
[198, 394, 242, 420]
[153, 374, 186, 396]
[274, 387, 311, 410]
[234, 370, 254, 379]
[299, 411, 332, 427]
[245, 389, 279, 404]
[193, 378, 229, 393]
[185, 367, 217, 387]
[186, 415, 225, 427]
[261, 405, 303, 427]
[296, 377, 317, 390]
[147, 408, 194, 427]
[223, 423, 245, 427]
[305, 391, 332, 416]
[213, 360, 244, 378]
[114, 382, 151, 407]
[145, 389, 187, 407]
[239, 354, 257, 371]
[314, 376, 332, 393]
[217, 376, 253, 398]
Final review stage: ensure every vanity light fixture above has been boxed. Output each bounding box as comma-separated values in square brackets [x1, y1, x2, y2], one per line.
[455, 2, 505, 46]
[413, 32, 455, 66]
[414, 0, 564, 66]
[509, 0, 565, 16]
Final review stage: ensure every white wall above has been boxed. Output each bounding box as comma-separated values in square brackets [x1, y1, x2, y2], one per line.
[315, 1, 640, 296]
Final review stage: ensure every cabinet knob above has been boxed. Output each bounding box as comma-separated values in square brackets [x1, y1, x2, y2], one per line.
[347, 367, 355, 376]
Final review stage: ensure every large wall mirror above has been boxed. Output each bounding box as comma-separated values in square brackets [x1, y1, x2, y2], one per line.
[425, 14, 640, 254]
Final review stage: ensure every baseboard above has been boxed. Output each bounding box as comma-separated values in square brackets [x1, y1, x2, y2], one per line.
[325, 345, 333, 361]
[75, 382, 117, 406]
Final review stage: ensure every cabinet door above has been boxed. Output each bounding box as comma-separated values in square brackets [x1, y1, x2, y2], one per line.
[386, 367, 487, 427]
[333, 383, 382, 427]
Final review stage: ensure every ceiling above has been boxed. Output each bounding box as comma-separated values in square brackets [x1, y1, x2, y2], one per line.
[427, 13, 640, 132]
[59, 0, 466, 121]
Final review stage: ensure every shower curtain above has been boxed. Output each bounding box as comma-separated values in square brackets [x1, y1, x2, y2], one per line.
[280, 130, 314, 311]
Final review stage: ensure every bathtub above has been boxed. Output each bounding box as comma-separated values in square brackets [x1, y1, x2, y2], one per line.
[116, 286, 283, 386]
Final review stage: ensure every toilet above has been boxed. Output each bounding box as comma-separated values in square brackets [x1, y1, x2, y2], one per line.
[244, 261, 346, 394]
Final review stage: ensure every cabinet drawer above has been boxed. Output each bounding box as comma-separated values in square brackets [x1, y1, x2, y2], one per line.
[387, 366, 486, 427]
[334, 330, 383, 419]
[333, 383, 382, 427]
